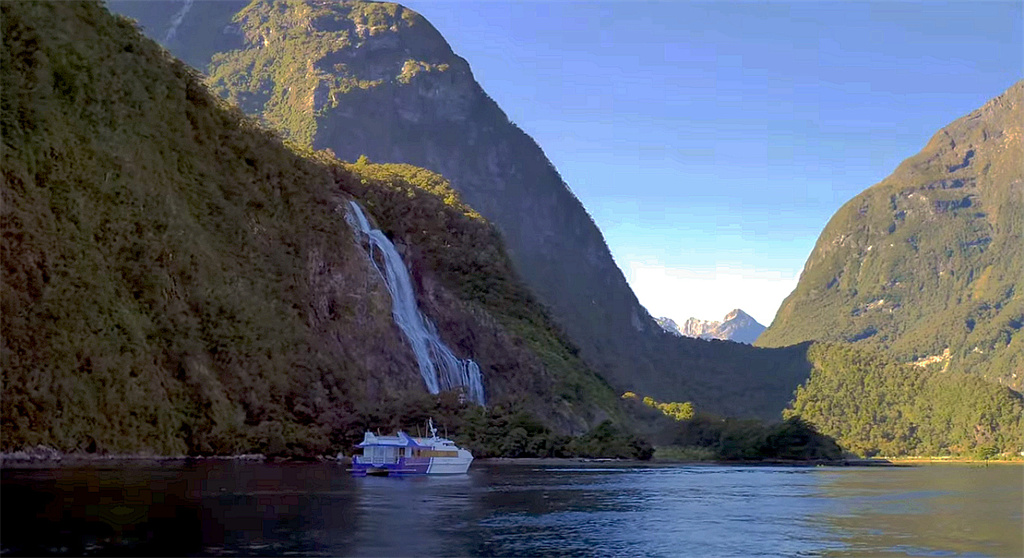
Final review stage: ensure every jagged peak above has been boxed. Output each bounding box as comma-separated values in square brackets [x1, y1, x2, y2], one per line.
[723, 308, 752, 321]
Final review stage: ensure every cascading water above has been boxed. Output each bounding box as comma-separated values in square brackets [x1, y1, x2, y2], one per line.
[163, 0, 194, 42]
[345, 201, 486, 405]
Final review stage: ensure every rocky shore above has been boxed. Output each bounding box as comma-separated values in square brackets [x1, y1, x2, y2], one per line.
[2, 446, 908, 468]
[0, 445, 270, 467]
[477, 457, 900, 467]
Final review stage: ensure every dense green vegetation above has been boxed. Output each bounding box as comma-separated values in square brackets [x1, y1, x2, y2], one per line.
[205, 1, 429, 146]
[0, 1, 634, 457]
[11, 1, 1013, 463]
[622, 392, 695, 421]
[655, 416, 843, 462]
[359, 390, 841, 462]
[759, 82, 1024, 391]
[747, 84, 1024, 460]
[328, 391, 653, 460]
[1, 1, 361, 455]
[786, 344, 1024, 458]
[331, 159, 624, 424]
[109, 0, 827, 421]
[615, 392, 842, 462]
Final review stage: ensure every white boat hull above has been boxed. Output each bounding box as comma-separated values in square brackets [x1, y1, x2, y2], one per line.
[426, 453, 473, 474]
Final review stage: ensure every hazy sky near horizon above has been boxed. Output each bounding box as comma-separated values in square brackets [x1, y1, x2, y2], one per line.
[403, 0, 1022, 326]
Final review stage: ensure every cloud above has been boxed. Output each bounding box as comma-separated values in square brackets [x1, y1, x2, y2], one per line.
[625, 261, 799, 326]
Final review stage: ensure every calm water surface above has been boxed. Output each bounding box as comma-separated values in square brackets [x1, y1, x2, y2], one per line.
[2, 461, 1020, 557]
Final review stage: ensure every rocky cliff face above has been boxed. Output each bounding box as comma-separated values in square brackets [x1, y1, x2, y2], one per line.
[679, 310, 766, 345]
[107, 0, 819, 420]
[107, 0, 248, 70]
[759, 81, 1023, 390]
[679, 318, 712, 338]
[114, 0, 651, 383]
[0, 1, 617, 455]
[330, 161, 621, 432]
[655, 317, 683, 336]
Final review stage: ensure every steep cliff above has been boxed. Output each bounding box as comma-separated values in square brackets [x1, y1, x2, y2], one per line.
[201, 0, 655, 386]
[759, 81, 1024, 391]
[656, 317, 683, 336]
[679, 310, 766, 345]
[0, 1, 617, 454]
[109, 0, 818, 420]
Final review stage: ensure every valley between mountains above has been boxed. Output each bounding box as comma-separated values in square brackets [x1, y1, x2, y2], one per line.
[1, 1, 1020, 461]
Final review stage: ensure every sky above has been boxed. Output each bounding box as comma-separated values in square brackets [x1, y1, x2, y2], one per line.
[402, 0, 1023, 326]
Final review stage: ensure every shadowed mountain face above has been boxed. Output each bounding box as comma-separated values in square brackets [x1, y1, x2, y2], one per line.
[1, 0, 628, 454]
[108, 0, 817, 420]
[759, 81, 1024, 391]
[209, 0, 658, 384]
[656, 317, 684, 336]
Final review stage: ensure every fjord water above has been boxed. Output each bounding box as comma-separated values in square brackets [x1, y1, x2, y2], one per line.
[2, 462, 1020, 557]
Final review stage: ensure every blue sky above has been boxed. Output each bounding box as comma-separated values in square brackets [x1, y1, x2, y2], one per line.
[402, 1, 1023, 326]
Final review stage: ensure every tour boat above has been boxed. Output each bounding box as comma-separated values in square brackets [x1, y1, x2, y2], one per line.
[348, 419, 473, 476]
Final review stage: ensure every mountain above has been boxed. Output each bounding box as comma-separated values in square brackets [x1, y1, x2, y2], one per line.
[107, 0, 818, 420]
[0, 1, 622, 455]
[787, 344, 1022, 457]
[679, 318, 716, 338]
[659, 310, 766, 344]
[105, 0, 249, 70]
[679, 310, 765, 345]
[655, 317, 683, 336]
[758, 81, 1024, 391]
[122, 0, 661, 388]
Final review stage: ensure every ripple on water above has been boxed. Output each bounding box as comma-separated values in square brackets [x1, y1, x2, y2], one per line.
[1, 461, 1020, 557]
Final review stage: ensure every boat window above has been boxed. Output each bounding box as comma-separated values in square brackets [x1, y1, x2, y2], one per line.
[419, 450, 459, 458]
[360, 446, 400, 463]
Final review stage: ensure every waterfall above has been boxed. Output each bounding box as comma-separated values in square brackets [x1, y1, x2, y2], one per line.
[345, 201, 486, 405]
[163, 0, 194, 43]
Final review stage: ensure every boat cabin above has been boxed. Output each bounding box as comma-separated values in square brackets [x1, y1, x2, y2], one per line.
[356, 431, 459, 464]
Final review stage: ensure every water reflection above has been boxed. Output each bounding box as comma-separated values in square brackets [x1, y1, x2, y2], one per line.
[469, 465, 844, 557]
[348, 473, 479, 556]
[2, 461, 1020, 557]
[813, 465, 1023, 557]
[1, 464, 206, 556]
[195, 461, 360, 555]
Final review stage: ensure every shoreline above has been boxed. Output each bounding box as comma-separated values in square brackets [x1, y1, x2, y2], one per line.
[477, 457, 903, 467]
[4, 445, 1017, 469]
[0, 451, 272, 469]
[1, 452, 890, 469]
[885, 457, 1024, 465]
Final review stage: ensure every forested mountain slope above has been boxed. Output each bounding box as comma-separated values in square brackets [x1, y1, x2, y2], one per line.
[760, 81, 1024, 391]
[787, 344, 1023, 457]
[109, 0, 819, 420]
[0, 1, 620, 455]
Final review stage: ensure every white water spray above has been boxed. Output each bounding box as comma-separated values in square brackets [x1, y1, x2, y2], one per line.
[345, 201, 485, 405]
[163, 0, 194, 43]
